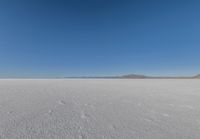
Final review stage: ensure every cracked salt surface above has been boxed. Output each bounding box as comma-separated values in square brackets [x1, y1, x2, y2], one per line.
[0, 79, 200, 139]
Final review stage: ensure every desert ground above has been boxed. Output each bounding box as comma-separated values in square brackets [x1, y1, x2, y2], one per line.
[0, 79, 200, 139]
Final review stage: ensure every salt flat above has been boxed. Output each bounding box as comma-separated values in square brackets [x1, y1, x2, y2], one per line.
[0, 79, 200, 139]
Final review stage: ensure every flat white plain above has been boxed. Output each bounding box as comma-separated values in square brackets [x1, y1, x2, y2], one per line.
[0, 79, 200, 139]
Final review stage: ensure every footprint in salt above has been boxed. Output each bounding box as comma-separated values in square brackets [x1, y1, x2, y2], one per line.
[84, 104, 95, 110]
[137, 103, 142, 107]
[181, 105, 195, 110]
[58, 100, 66, 105]
[109, 124, 117, 131]
[77, 126, 83, 132]
[196, 120, 200, 129]
[78, 134, 86, 139]
[80, 111, 90, 120]
[145, 118, 154, 122]
[168, 104, 175, 107]
[161, 113, 170, 117]
[7, 111, 13, 114]
[48, 110, 53, 116]
[196, 120, 200, 125]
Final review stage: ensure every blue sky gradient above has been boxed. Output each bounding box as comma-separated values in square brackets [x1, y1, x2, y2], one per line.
[0, 0, 200, 77]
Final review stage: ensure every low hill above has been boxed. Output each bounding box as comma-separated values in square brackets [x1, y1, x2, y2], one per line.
[64, 74, 200, 79]
[120, 74, 148, 79]
[194, 74, 200, 78]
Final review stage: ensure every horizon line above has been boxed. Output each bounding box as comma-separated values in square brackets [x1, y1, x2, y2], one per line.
[0, 73, 199, 79]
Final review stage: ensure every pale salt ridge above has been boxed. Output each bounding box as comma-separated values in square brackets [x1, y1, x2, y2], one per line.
[0, 79, 200, 139]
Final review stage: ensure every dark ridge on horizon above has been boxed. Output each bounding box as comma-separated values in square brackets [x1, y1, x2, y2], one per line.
[64, 74, 200, 79]
[194, 74, 200, 78]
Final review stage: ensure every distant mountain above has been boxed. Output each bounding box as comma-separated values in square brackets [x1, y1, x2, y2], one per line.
[119, 74, 148, 79]
[194, 74, 200, 78]
[64, 74, 200, 79]
[119, 74, 200, 79]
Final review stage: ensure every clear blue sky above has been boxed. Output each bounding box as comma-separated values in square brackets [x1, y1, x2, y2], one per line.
[0, 0, 200, 77]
